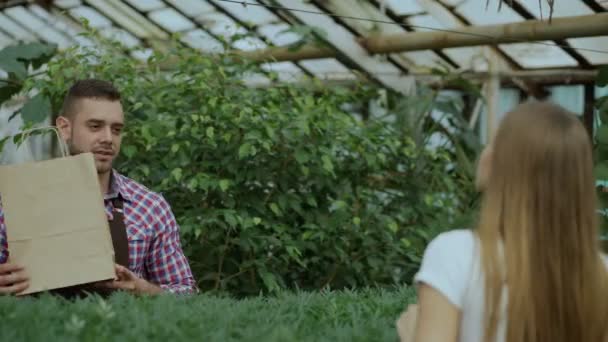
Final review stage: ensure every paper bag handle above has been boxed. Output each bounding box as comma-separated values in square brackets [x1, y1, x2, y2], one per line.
[15, 126, 70, 158]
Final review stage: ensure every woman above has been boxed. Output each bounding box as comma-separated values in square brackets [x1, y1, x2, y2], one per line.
[398, 101, 608, 342]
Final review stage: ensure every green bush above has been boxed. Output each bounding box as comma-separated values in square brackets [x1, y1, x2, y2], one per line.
[12, 30, 478, 295]
[0, 287, 416, 342]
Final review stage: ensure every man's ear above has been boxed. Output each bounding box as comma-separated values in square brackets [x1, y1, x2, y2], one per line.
[55, 116, 71, 142]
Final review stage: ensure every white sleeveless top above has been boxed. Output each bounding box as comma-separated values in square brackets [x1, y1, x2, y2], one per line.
[414, 229, 608, 342]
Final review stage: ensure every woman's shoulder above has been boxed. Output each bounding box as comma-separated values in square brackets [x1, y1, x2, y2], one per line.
[414, 229, 478, 308]
[427, 229, 477, 252]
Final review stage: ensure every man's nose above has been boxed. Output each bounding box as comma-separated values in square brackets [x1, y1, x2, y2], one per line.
[100, 126, 113, 142]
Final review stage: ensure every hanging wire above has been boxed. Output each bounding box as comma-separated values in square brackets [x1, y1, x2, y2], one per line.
[216, 0, 608, 55]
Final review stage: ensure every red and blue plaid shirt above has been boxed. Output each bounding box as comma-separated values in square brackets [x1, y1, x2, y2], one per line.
[0, 170, 197, 294]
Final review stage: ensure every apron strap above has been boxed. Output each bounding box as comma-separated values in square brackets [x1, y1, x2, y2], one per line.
[109, 197, 129, 268]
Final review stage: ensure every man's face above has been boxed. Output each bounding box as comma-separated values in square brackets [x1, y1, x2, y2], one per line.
[58, 98, 124, 174]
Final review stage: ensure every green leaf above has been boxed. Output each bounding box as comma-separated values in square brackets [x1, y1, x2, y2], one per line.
[259, 271, 279, 292]
[206, 126, 214, 139]
[598, 66, 608, 87]
[353, 217, 361, 226]
[123, 145, 137, 158]
[225, 213, 238, 227]
[294, 149, 310, 164]
[219, 179, 230, 192]
[171, 168, 183, 182]
[269, 203, 282, 217]
[171, 143, 179, 153]
[321, 155, 334, 174]
[0, 137, 9, 154]
[0, 58, 27, 80]
[21, 93, 51, 124]
[595, 161, 608, 180]
[1, 42, 57, 69]
[253, 217, 262, 225]
[598, 125, 608, 145]
[0, 83, 21, 104]
[329, 200, 347, 212]
[238, 143, 251, 159]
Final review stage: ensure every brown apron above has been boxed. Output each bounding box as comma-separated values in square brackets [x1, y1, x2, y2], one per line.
[45, 197, 130, 299]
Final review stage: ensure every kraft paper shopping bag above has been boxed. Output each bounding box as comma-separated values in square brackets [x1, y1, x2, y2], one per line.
[0, 127, 116, 295]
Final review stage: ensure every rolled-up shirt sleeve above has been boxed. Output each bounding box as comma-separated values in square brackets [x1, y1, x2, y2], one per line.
[146, 195, 197, 294]
[0, 205, 8, 264]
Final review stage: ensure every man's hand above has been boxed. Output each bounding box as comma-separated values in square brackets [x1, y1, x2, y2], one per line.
[99, 265, 163, 295]
[0, 263, 29, 295]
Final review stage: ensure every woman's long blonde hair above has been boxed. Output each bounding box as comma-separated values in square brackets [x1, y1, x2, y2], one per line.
[478, 102, 608, 342]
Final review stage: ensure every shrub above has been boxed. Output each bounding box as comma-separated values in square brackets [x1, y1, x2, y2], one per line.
[0, 287, 416, 342]
[14, 31, 479, 295]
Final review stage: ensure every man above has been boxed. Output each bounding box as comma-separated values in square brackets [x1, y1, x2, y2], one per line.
[0, 79, 197, 295]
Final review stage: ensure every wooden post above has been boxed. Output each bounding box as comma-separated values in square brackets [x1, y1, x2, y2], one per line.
[583, 84, 596, 141]
[485, 48, 501, 144]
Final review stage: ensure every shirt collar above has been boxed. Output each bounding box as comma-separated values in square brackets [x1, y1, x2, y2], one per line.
[104, 169, 133, 202]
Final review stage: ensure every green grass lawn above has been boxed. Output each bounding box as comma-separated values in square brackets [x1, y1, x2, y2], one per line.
[0, 286, 416, 342]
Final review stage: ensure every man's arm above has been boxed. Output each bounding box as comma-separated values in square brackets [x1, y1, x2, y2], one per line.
[1, 205, 8, 264]
[145, 195, 197, 294]
[0, 202, 30, 295]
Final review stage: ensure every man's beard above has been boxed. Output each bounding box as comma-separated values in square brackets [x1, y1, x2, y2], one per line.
[67, 139, 113, 174]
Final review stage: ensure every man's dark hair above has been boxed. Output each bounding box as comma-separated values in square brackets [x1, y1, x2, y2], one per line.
[60, 79, 121, 119]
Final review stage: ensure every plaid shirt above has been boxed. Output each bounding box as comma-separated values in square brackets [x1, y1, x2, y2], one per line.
[0, 170, 197, 294]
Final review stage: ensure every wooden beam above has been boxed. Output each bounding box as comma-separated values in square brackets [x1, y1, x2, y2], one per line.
[359, 12, 608, 53]
[235, 68, 598, 88]
[414, 0, 547, 99]
[234, 12, 608, 63]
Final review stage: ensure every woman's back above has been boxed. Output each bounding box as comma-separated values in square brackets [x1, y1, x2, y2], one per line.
[406, 102, 608, 342]
[415, 229, 608, 342]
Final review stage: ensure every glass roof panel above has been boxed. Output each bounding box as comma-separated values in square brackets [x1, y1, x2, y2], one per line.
[261, 61, 304, 82]
[384, 0, 424, 15]
[0, 30, 13, 49]
[131, 48, 154, 61]
[443, 47, 485, 70]
[454, 1, 524, 25]
[242, 72, 270, 86]
[69, 6, 112, 28]
[404, 15, 461, 68]
[180, 29, 224, 52]
[0, 12, 37, 41]
[298, 58, 356, 79]
[167, 0, 215, 17]
[566, 37, 608, 65]
[88, 0, 168, 39]
[55, 0, 81, 9]
[258, 23, 301, 45]
[211, 0, 278, 26]
[518, 0, 592, 18]
[29, 4, 55, 20]
[148, 8, 195, 32]
[198, 12, 246, 37]
[100, 27, 141, 48]
[126, 0, 165, 12]
[5, 6, 72, 48]
[499, 42, 579, 68]
[232, 36, 267, 51]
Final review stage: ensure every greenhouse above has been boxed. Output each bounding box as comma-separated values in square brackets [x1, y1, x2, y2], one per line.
[0, 1, 607, 341]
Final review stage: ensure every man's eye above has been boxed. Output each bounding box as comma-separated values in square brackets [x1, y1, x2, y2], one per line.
[112, 128, 122, 134]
